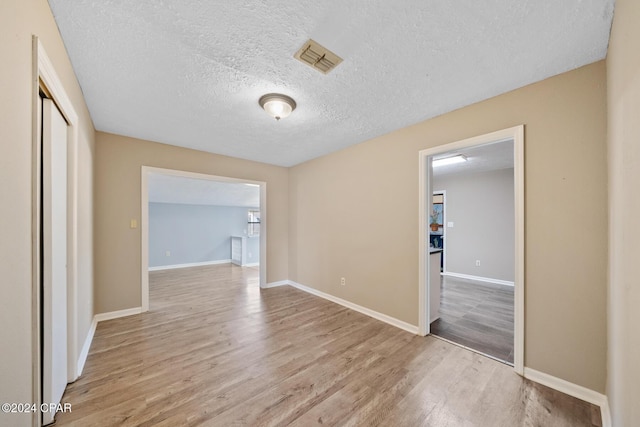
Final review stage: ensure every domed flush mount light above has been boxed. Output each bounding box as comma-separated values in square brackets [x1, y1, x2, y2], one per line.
[259, 93, 296, 121]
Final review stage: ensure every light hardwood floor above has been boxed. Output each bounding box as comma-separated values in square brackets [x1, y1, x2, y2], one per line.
[55, 264, 600, 426]
[430, 276, 515, 364]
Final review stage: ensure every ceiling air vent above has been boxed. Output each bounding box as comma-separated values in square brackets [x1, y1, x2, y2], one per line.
[294, 39, 343, 74]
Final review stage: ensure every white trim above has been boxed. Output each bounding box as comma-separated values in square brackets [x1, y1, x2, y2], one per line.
[287, 281, 419, 334]
[141, 166, 267, 313]
[441, 271, 514, 287]
[76, 318, 97, 378]
[94, 307, 143, 323]
[148, 259, 231, 271]
[244, 262, 260, 267]
[418, 125, 525, 376]
[524, 368, 610, 427]
[261, 280, 289, 289]
[75, 308, 146, 380]
[31, 49, 44, 426]
[418, 148, 430, 337]
[259, 182, 267, 289]
[33, 39, 82, 423]
[38, 38, 81, 383]
[513, 125, 525, 375]
[600, 398, 612, 427]
[141, 170, 150, 312]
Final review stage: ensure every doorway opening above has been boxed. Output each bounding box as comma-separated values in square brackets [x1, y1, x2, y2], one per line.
[418, 126, 524, 374]
[140, 167, 267, 312]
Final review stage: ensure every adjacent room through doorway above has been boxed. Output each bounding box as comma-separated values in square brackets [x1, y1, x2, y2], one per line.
[140, 167, 267, 313]
[430, 140, 515, 364]
[419, 125, 524, 372]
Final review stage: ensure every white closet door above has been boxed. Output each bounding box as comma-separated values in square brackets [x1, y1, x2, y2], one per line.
[42, 98, 68, 426]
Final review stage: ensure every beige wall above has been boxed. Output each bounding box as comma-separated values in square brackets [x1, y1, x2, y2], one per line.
[94, 132, 289, 313]
[607, 0, 640, 423]
[290, 61, 608, 392]
[0, 0, 95, 425]
[76, 127, 95, 367]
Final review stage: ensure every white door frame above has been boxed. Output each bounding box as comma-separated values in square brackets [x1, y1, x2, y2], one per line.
[140, 166, 267, 312]
[418, 125, 525, 375]
[33, 37, 80, 425]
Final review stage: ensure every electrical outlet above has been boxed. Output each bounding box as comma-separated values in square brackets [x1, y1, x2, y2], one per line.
[166, 251, 171, 257]
[340, 277, 346, 286]
[475, 260, 480, 267]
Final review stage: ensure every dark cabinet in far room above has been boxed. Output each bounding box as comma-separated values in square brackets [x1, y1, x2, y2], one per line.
[430, 192, 445, 272]
[430, 232, 444, 271]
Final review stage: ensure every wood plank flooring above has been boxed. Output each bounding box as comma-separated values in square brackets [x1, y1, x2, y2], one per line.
[430, 276, 515, 364]
[55, 264, 600, 426]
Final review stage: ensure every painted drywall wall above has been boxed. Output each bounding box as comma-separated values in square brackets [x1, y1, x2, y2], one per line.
[0, 0, 95, 424]
[289, 61, 607, 393]
[434, 168, 515, 282]
[607, 0, 640, 423]
[149, 203, 259, 267]
[94, 132, 287, 313]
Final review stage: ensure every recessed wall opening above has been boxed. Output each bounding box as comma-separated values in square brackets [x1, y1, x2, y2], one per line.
[141, 167, 267, 313]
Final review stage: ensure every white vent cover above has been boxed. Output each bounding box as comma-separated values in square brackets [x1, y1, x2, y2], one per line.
[294, 39, 343, 74]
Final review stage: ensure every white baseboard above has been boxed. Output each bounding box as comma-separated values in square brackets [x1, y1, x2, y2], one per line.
[523, 368, 610, 427]
[285, 280, 419, 334]
[262, 280, 289, 289]
[232, 261, 259, 267]
[600, 398, 611, 427]
[76, 317, 97, 378]
[76, 307, 142, 379]
[94, 307, 143, 322]
[442, 271, 514, 287]
[148, 259, 231, 271]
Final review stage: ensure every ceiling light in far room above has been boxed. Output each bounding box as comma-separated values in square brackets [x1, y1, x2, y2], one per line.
[432, 154, 467, 167]
[259, 93, 296, 121]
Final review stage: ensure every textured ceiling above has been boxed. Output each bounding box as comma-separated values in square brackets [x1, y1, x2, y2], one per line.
[148, 174, 260, 207]
[48, 0, 614, 167]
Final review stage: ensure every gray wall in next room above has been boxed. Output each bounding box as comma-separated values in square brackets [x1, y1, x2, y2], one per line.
[434, 168, 515, 282]
[149, 202, 259, 267]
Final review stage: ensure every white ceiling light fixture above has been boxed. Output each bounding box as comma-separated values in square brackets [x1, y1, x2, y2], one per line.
[259, 93, 296, 121]
[433, 154, 467, 167]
